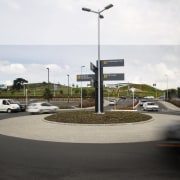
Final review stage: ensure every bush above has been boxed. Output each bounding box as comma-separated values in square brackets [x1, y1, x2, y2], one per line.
[168, 100, 180, 108]
[45, 111, 152, 124]
[79, 98, 95, 108]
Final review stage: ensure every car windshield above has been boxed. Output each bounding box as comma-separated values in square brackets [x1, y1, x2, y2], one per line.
[148, 102, 155, 105]
[41, 103, 52, 106]
[29, 103, 37, 106]
[7, 99, 16, 104]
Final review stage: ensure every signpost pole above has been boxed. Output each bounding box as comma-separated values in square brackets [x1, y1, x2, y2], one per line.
[130, 87, 135, 110]
[97, 11, 101, 113]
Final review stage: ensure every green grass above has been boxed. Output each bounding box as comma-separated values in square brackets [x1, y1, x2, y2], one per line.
[0, 82, 164, 98]
[45, 111, 152, 124]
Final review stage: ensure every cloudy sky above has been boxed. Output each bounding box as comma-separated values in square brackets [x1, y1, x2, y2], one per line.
[0, 0, 180, 90]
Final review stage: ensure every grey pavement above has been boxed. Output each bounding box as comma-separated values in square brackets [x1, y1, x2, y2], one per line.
[0, 101, 179, 144]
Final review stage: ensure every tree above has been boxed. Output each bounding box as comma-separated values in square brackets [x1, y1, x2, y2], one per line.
[12, 78, 28, 91]
[59, 90, 63, 95]
[168, 89, 177, 99]
[43, 88, 53, 101]
[74, 88, 80, 95]
[82, 89, 88, 98]
[177, 87, 180, 98]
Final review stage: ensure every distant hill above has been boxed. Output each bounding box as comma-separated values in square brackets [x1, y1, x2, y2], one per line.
[105, 83, 164, 98]
[0, 82, 164, 98]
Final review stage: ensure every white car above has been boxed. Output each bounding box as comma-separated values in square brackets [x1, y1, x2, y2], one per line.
[109, 99, 117, 105]
[139, 99, 147, 106]
[143, 102, 159, 111]
[26, 102, 59, 114]
[0, 99, 20, 113]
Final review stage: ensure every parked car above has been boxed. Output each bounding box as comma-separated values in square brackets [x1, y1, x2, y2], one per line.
[26, 102, 59, 114]
[143, 102, 159, 111]
[0, 99, 20, 113]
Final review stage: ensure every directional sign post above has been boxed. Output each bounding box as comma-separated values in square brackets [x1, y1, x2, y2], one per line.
[101, 59, 124, 67]
[76, 58, 125, 113]
[103, 73, 124, 81]
[76, 74, 95, 81]
[90, 62, 97, 73]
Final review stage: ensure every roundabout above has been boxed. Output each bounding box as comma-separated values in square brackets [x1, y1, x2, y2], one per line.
[0, 112, 179, 143]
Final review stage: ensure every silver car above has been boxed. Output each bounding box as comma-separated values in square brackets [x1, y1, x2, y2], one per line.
[143, 102, 159, 111]
[26, 102, 59, 114]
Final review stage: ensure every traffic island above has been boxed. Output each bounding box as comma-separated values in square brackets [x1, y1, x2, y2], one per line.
[45, 111, 152, 124]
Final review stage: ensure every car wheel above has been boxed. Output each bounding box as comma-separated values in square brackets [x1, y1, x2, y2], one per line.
[7, 109, 12, 113]
[39, 110, 43, 114]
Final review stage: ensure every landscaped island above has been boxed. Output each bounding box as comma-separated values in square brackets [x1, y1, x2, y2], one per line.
[45, 111, 152, 124]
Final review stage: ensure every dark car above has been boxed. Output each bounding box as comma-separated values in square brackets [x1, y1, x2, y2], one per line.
[119, 96, 126, 99]
[13, 101, 26, 112]
[159, 122, 180, 166]
[163, 122, 180, 144]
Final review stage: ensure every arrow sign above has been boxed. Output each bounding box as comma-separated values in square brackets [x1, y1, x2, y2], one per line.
[103, 73, 124, 81]
[90, 62, 97, 73]
[101, 59, 124, 67]
[77, 73, 124, 81]
[77, 74, 95, 81]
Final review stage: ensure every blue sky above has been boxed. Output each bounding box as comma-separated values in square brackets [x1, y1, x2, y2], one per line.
[0, 0, 180, 89]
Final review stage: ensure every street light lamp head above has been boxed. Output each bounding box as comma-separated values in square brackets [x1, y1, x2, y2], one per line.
[104, 4, 113, 10]
[99, 14, 104, 19]
[82, 7, 91, 12]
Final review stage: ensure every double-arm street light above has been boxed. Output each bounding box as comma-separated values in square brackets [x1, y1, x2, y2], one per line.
[82, 4, 113, 113]
[81, 66, 85, 109]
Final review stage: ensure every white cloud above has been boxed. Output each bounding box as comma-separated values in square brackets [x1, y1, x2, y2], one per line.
[0, 61, 26, 74]
[5, 80, 13, 86]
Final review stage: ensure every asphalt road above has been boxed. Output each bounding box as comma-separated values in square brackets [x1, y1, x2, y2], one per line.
[0, 100, 180, 179]
[0, 135, 180, 180]
[0, 111, 29, 120]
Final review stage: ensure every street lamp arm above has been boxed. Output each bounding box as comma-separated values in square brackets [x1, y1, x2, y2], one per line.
[82, 7, 99, 15]
[105, 4, 113, 10]
[82, 7, 91, 12]
[82, 4, 113, 15]
[99, 4, 113, 13]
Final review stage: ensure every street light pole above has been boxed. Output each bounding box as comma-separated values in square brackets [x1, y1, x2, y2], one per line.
[165, 74, 168, 100]
[67, 74, 69, 103]
[81, 66, 85, 109]
[24, 83, 28, 106]
[82, 4, 113, 114]
[46, 67, 49, 89]
[130, 87, 135, 110]
[97, 10, 101, 114]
